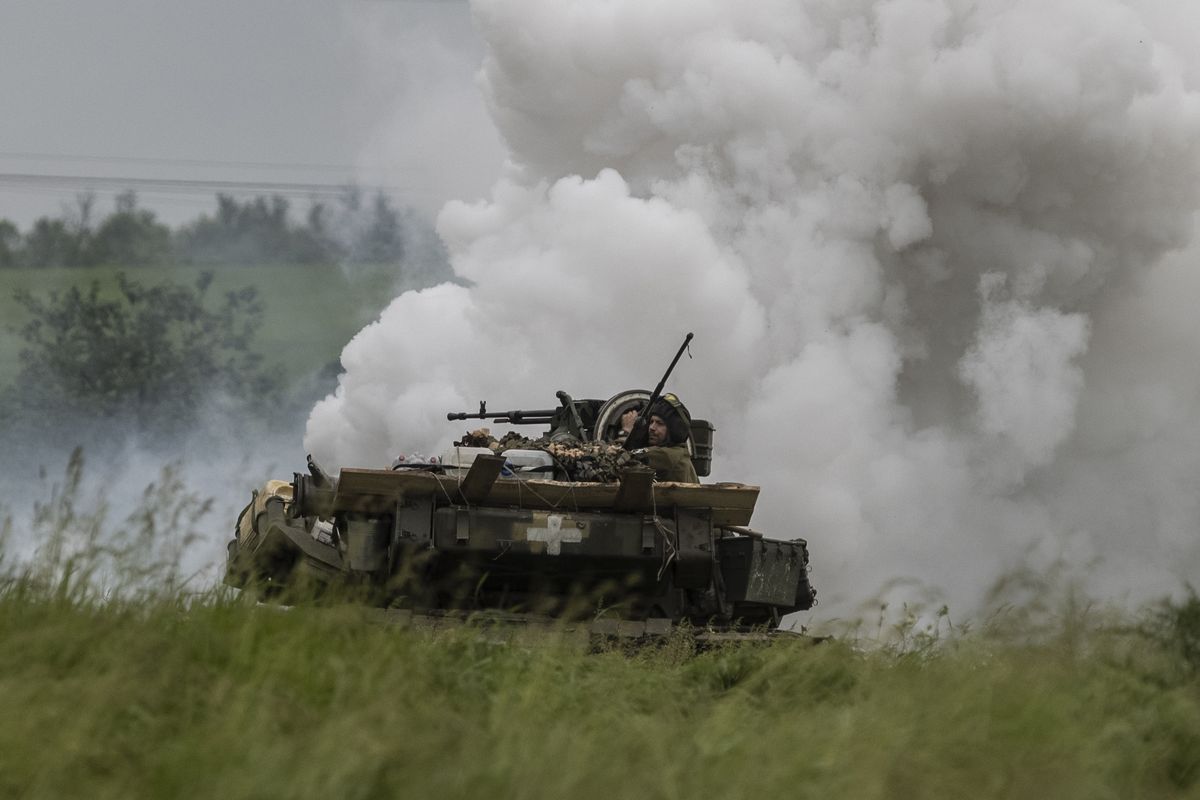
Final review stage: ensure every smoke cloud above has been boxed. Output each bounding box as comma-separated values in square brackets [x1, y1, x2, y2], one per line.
[306, 0, 1200, 616]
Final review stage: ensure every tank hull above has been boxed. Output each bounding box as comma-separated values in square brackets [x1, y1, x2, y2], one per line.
[226, 459, 816, 632]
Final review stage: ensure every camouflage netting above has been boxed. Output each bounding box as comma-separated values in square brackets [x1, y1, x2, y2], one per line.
[454, 428, 638, 483]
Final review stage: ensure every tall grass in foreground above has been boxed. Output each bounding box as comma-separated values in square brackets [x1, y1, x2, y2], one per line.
[2, 467, 1199, 799]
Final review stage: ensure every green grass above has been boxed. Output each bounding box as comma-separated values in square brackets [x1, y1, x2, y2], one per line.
[1, 585, 1197, 800]
[0, 263, 404, 391]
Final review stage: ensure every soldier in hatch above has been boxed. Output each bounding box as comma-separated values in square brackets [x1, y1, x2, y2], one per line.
[634, 393, 700, 484]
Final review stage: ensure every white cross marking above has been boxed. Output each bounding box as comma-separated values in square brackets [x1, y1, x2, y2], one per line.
[525, 514, 582, 555]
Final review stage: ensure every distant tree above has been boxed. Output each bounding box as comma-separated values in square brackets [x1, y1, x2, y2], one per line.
[247, 194, 293, 258]
[176, 193, 320, 265]
[83, 191, 172, 266]
[68, 192, 96, 234]
[4, 272, 281, 438]
[351, 192, 405, 264]
[339, 185, 363, 214]
[293, 202, 340, 263]
[23, 217, 85, 267]
[9, 188, 432, 271]
[0, 219, 20, 268]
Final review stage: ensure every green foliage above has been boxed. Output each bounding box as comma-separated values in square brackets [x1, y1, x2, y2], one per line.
[4, 271, 281, 437]
[84, 191, 172, 266]
[22, 217, 85, 267]
[9, 448, 211, 603]
[3, 193, 172, 269]
[175, 194, 329, 265]
[0, 187, 428, 269]
[0, 219, 19, 268]
[1142, 587, 1200, 680]
[0, 262, 413, 413]
[1, 582, 1198, 799]
[347, 191, 406, 264]
[173, 190, 408, 266]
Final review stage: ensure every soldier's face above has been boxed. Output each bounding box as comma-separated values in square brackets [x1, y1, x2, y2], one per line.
[648, 415, 669, 446]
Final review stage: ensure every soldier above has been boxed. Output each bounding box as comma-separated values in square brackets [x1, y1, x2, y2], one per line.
[635, 393, 699, 483]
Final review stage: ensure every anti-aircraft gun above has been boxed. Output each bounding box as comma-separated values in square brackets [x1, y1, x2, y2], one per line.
[225, 341, 816, 641]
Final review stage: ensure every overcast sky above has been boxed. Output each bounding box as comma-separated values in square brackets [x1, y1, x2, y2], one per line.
[0, 0, 505, 227]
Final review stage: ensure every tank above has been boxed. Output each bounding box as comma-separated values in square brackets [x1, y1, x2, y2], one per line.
[224, 388, 817, 640]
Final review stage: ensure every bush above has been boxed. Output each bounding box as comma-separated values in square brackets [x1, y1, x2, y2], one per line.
[1143, 588, 1200, 679]
[2, 271, 282, 441]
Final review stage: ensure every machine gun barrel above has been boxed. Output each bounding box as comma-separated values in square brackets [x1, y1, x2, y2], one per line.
[446, 408, 557, 425]
[650, 332, 693, 401]
[624, 332, 694, 450]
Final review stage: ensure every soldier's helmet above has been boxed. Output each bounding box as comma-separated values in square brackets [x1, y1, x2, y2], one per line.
[647, 393, 692, 445]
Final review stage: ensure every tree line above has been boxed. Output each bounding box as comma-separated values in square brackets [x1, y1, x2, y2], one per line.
[0, 188, 412, 268]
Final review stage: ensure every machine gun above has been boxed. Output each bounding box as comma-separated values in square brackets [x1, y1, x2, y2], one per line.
[447, 402, 557, 426]
[446, 333, 696, 447]
[448, 391, 602, 441]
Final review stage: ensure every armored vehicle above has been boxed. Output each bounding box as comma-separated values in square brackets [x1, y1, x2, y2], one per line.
[226, 387, 816, 640]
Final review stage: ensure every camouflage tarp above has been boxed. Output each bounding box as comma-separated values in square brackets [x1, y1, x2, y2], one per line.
[454, 428, 637, 482]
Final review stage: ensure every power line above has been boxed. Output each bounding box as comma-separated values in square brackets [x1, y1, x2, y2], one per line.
[0, 172, 433, 199]
[0, 150, 397, 175]
[0, 185, 254, 208]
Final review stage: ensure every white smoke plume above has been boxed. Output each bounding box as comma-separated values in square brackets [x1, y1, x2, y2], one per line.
[306, 0, 1200, 616]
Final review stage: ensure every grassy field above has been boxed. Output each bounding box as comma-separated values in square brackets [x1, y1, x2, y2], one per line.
[1, 573, 1197, 800]
[0, 263, 406, 392]
[3, 473, 1199, 800]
